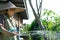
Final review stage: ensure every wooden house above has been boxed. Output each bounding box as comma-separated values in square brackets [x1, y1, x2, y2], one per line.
[0, 0, 28, 40]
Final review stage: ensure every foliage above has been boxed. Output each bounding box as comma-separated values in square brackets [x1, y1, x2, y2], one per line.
[22, 9, 60, 40]
[22, 24, 31, 33]
[28, 20, 41, 31]
[41, 9, 60, 31]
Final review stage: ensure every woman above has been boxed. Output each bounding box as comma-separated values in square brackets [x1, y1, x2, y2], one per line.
[0, 1, 25, 40]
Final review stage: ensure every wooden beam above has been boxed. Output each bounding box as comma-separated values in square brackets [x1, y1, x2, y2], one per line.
[14, 3, 25, 7]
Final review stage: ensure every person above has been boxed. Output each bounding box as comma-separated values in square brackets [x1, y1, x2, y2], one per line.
[0, 1, 25, 40]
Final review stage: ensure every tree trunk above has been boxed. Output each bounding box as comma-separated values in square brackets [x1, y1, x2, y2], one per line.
[29, 0, 44, 30]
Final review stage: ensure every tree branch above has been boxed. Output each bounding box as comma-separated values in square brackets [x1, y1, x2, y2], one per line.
[29, 0, 44, 30]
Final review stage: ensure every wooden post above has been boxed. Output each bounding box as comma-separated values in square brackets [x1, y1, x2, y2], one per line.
[0, 33, 3, 40]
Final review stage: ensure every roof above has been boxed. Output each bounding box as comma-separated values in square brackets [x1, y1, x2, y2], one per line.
[10, 0, 25, 8]
[10, 0, 28, 19]
[0, 0, 28, 19]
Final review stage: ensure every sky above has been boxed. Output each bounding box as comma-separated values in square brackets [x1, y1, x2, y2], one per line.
[23, 0, 60, 24]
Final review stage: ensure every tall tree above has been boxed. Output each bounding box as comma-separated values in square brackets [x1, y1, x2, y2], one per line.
[23, 0, 44, 30]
